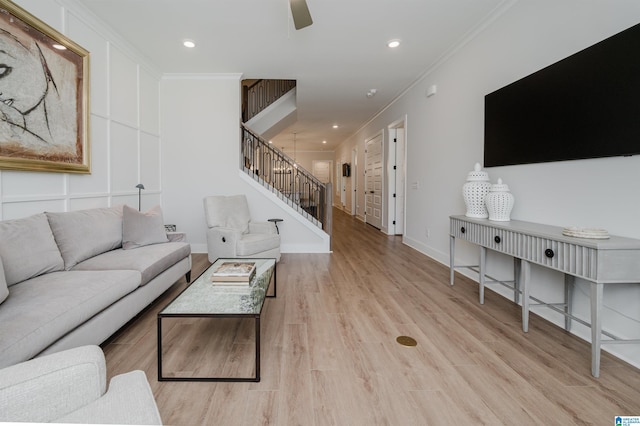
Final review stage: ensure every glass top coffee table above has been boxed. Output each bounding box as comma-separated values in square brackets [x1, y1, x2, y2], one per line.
[157, 257, 276, 382]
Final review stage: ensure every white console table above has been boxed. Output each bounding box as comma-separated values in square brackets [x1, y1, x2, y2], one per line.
[449, 214, 640, 377]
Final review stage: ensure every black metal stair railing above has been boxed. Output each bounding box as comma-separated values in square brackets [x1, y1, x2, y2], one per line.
[243, 79, 297, 122]
[241, 124, 330, 232]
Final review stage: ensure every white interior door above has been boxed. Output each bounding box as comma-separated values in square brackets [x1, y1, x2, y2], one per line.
[365, 134, 383, 229]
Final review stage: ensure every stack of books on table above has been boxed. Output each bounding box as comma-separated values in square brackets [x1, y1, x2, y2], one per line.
[210, 261, 256, 286]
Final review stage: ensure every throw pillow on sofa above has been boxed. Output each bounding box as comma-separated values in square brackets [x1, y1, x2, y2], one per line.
[46, 206, 124, 270]
[122, 205, 169, 250]
[0, 213, 64, 285]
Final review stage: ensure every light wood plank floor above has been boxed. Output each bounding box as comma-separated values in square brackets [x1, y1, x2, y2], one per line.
[103, 208, 640, 425]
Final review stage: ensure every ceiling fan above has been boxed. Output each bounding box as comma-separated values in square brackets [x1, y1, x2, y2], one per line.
[290, 0, 313, 30]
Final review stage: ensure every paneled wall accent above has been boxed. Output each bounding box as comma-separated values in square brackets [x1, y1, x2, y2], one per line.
[1, 0, 162, 220]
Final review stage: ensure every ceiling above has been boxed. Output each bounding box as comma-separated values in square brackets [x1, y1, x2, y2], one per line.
[80, 0, 506, 151]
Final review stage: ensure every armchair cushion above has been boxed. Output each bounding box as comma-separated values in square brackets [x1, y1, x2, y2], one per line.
[237, 233, 281, 256]
[249, 221, 278, 235]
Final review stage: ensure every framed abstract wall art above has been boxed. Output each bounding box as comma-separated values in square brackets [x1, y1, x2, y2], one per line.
[0, 0, 90, 173]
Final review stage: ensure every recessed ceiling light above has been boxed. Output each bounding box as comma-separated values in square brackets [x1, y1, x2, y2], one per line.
[387, 39, 400, 48]
[322, 140, 327, 144]
[183, 40, 196, 48]
[332, 124, 339, 129]
[52, 44, 66, 50]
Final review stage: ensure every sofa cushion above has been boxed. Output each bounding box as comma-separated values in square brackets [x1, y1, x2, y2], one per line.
[73, 242, 191, 286]
[46, 206, 124, 270]
[0, 257, 7, 305]
[122, 205, 168, 250]
[0, 213, 64, 286]
[0, 270, 141, 369]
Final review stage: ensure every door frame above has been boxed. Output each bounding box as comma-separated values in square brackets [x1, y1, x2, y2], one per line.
[351, 148, 357, 216]
[388, 116, 407, 235]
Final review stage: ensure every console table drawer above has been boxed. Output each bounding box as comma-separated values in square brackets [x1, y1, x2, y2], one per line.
[451, 218, 519, 257]
[451, 217, 598, 279]
[520, 237, 597, 280]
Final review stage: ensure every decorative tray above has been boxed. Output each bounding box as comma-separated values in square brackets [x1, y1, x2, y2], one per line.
[562, 227, 610, 239]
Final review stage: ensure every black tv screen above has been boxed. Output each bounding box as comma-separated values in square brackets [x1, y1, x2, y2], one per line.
[484, 22, 640, 167]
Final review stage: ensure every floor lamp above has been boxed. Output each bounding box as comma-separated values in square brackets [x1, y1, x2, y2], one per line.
[136, 183, 145, 211]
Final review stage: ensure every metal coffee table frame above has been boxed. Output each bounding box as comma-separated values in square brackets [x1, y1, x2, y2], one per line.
[157, 258, 276, 382]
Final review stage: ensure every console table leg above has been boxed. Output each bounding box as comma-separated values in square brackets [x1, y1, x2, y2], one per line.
[591, 282, 603, 378]
[514, 258, 521, 304]
[449, 235, 455, 286]
[521, 260, 530, 333]
[157, 317, 163, 381]
[479, 246, 486, 304]
[564, 275, 574, 331]
[255, 316, 261, 381]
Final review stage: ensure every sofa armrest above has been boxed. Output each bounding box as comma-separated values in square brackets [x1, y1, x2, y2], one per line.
[0, 345, 106, 423]
[167, 231, 187, 242]
[57, 370, 162, 425]
[249, 221, 277, 234]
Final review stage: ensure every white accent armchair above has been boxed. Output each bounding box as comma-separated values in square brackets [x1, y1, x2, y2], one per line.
[0, 345, 162, 424]
[203, 195, 281, 262]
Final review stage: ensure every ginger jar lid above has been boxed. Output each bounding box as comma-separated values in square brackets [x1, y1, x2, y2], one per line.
[466, 162, 489, 182]
[490, 178, 510, 192]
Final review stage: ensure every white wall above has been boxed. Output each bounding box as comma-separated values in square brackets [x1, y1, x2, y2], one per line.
[2, 0, 162, 218]
[160, 76, 330, 254]
[336, 0, 640, 368]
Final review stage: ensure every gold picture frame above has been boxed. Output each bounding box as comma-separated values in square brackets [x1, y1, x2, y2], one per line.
[0, 0, 90, 173]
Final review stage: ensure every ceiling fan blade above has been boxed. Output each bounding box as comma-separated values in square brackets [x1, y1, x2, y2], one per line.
[290, 0, 313, 30]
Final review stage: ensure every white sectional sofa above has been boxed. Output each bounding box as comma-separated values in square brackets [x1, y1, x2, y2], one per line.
[0, 204, 192, 369]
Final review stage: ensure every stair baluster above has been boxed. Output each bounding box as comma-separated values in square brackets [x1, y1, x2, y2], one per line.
[241, 124, 330, 234]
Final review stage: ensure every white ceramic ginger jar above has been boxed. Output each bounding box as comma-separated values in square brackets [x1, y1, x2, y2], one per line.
[486, 178, 514, 221]
[462, 163, 491, 218]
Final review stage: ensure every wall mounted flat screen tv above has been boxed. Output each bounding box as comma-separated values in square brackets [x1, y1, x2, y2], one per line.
[484, 22, 640, 167]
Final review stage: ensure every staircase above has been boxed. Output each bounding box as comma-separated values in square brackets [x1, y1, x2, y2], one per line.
[241, 80, 332, 234]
